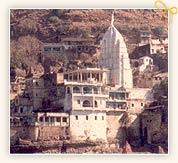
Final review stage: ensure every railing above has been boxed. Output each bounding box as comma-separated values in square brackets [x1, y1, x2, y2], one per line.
[106, 106, 127, 111]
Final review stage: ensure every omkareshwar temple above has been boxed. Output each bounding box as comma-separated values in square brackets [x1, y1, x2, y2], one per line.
[99, 14, 133, 88]
[10, 13, 167, 154]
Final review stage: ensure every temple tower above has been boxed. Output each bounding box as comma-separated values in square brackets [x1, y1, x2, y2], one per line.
[99, 13, 133, 88]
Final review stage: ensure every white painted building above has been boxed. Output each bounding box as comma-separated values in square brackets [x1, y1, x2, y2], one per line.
[99, 14, 133, 88]
[62, 68, 109, 142]
[127, 88, 154, 114]
[139, 56, 155, 72]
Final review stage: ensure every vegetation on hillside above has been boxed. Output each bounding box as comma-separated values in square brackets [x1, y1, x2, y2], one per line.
[10, 9, 168, 75]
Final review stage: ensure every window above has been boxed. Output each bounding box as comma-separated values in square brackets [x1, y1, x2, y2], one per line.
[83, 87, 92, 94]
[51, 117, 55, 122]
[113, 103, 116, 109]
[77, 100, 80, 104]
[132, 104, 134, 107]
[63, 117, 67, 122]
[36, 93, 38, 97]
[75, 115, 78, 120]
[35, 82, 39, 86]
[85, 47, 89, 52]
[141, 103, 144, 106]
[45, 117, 49, 122]
[83, 100, 91, 107]
[95, 116, 97, 120]
[86, 116, 88, 120]
[20, 107, 23, 113]
[93, 87, 99, 94]
[39, 117, 43, 122]
[44, 47, 51, 51]
[53, 47, 60, 51]
[102, 116, 104, 120]
[95, 101, 98, 107]
[56, 117, 61, 122]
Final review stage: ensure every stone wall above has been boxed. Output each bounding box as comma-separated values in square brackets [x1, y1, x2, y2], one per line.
[141, 109, 162, 144]
[126, 114, 141, 145]
[10, 125, 69, 145]
[38, 126, 69, 141]
[106, 111, 127, 147]
[10, 126, 37, 145]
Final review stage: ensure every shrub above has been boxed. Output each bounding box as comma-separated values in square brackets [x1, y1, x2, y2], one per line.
[48, 16, 62, 24]
[152, 26, 165, 36]
[16, 18, 38, 35]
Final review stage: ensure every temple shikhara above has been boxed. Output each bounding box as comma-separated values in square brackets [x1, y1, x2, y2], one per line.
[10, 10, 168, 154]
[99, 14, 133, 88]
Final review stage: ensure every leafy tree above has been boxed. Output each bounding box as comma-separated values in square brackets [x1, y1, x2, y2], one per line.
[153, 77, 168, 99]
[152, 26, 165, 36]
[10, 35, 42, 69]
[16, 18, 38, 36]
[159, 78, 168, 97]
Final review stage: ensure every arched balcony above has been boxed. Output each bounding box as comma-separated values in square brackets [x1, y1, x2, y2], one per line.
[83, 86, 92, 94]
[73, 86, 81, 93]
[93, 87, 99, 94]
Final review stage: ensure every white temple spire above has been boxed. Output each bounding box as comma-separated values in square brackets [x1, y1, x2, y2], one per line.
[111, 12, 114, 26]
[99, 11, 133, 88]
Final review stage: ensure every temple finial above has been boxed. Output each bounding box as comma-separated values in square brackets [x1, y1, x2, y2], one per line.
[111, 12, 114, 26]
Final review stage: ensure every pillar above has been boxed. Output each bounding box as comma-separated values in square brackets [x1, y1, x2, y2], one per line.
[80, 72, 82, 82]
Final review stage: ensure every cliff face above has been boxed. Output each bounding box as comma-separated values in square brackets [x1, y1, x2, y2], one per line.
[10, 9, 168, 75]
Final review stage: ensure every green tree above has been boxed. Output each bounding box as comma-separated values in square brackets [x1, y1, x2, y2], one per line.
[152, 26, 165, 36]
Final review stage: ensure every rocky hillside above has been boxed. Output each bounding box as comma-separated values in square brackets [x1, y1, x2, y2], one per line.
[10, 9, 168, 75]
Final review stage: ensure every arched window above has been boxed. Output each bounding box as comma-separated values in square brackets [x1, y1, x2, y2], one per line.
[95, 101, 98, 107]
[93, 87, 99, 94]
[73, 86, 80, 93]
[83, 100, 91, 107]
[83, 87, 92, 94]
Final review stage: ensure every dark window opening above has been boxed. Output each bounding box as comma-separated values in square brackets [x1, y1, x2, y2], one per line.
[56, 117, 61, 122]
[45, 117, 49, 122]
[39, 117, 43, 122]
[76, 115, 78, 120]
[62, 117, 67, 122]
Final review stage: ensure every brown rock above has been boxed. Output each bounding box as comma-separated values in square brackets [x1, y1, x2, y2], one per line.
[122, 141, 132, 154]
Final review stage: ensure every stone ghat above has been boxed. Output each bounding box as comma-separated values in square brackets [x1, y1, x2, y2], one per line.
[10, 139, 167, 154]
[10, 139, 123, 154]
